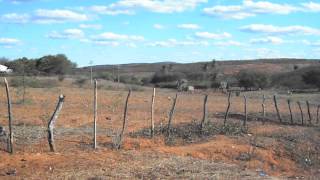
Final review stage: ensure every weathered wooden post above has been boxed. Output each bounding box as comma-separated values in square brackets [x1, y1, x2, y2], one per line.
[306, 101, 312, 125]
[297, 101, 304, 125]
[224, 92, 231, 126]
[273, 95, 282, 123]
[262, 94, 266, 124]
[317, 105, 320, 124]
[93, 79, 98, 149]
[287, 99, 293, 125]
[200, 94, 209, 131]
[243, 95, 247, 128]
[4, 78, 13, 154]
[47, 95, 65, 152]
[117, 90, 131, 149]
[167, 93, 178, 138]
[150, 88, 156, 137]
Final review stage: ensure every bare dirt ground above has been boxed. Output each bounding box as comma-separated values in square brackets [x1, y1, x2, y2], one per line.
[0, 85, 319, 179]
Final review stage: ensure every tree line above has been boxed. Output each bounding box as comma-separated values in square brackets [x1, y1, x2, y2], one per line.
[0, 54, 76, 75]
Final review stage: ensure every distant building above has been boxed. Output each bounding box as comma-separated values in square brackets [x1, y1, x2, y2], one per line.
[0, 64, 13, 73]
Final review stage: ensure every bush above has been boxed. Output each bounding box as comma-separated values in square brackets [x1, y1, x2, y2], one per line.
[151, 72, 186, 83]
[237, 70, 269, 90]
[119, 75, 141, 85]
[74, 78, 87, 87]
[10, 77, 58, 88]
[93, 72, 114, 81]
[302, 69, 320, 89]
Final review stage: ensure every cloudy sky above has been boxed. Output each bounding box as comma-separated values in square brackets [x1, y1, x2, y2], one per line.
[0, 0, 320, 66]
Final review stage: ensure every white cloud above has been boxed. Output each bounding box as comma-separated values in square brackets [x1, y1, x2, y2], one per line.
[303, 40, 320, 47]
[195, 32, 231, 39]
[147, 39, 209, 47]
[302, 2, 320, 12]
[110, 0, 207, 13]
[203, 0, 298, 20]
[88, 5, 134, 15]
[153, 24, 165, 29]
[240, 24, 320, 35]
[250, 36, 283, 44]
[33, 9, 89, 23]
[0, 37, 21, 47]
[79, 24, 102, 30]
[0, 13, 30, 23]
[214, 40, 243, 46]
[177, 24, 200, 30]
[92, 32, 144, 41]
[47, 29, 84, 39]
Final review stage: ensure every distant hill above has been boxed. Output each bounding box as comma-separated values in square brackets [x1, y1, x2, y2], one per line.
[76, 58, 320, 78]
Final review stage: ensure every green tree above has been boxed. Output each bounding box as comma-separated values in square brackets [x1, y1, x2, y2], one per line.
[36, 54, 76, 75]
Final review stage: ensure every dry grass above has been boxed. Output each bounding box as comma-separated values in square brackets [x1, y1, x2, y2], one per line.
[0, 81, 319, 179]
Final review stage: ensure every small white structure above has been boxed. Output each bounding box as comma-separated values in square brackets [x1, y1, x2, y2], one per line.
[0, 64, 12, 73]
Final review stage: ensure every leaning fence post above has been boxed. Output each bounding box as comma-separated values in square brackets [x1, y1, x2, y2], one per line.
[200, 94, 208, 131]
[116, 90, 131, 149]
[306, 101, 312, 125]
[93, 79, 98, 149]
[273, 95, 282, 123]
[262, 94, 266, 124]
[4, 78, 13, 154]
[224, 92, 231, 126]
[317, 105, 320, 124]
[47, 95, 65, 152]
[150, 88, 156, 137]
[243, 95, 247, 128]
[167, 93, 178, 138]
[287, 99, 293, 125]
[297, 101, 304, 125]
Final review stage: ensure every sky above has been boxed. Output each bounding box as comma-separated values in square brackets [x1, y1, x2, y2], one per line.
[0, 0, 320, 66]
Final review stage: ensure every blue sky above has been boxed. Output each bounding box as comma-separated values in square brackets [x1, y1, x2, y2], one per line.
[0, 0, 320, 66]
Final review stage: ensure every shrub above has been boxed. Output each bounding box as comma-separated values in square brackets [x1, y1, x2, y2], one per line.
[10, 77, 58, 88]
[151, 72, 186, 83]
[93, 72, 114, 81]
[119, 75, 141, 85]
[302, 69, 320, 89]
[74, 78, 87, 87]
[237, 70, 269, 90]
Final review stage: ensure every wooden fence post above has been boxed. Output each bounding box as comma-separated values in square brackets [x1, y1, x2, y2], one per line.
[117, 90, 131, 149]
[93, 79, 98, 149]
[243, 95, 247, 128]
[317, 105, 319, 124]
[287, 99, 293, 125]
[47, 95, 65, 152]
[4, 78, 13, 154]
[306, 101, 312, 125]
[200, 94, 208, 131]
[150, 88, 156, 137]
[273, 95, 282, 123]
[262, 94, 266, 124]
[224, 92, 231, 126]
[167, 93, 178, 138]
[297, 101, 304, 125]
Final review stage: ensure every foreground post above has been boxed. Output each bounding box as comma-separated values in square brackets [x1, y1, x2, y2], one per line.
[317, 105, 320, 124]
[243, 95, 247, 128]
[4, 78, 13, 154]
[262, 94, 266, 123]
[167, 93, 178, 138]
[93, 80, 98, 149]
[47, 95, 65, 152]
[200, 94, 209, 131]
[117, 90, 131, 149]
[150, 88, 156, 137]
[287, 99, 293, 125]
[224, 92, 231, 126]
[306, 101, 312, 125]
[273, 95, 282, 123]
[297, 101, 304, 125]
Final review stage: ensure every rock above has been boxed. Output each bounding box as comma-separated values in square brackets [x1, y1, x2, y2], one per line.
[6, 169, 17, 176]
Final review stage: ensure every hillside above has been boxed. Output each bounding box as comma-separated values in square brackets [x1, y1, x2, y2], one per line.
[77, 59, 320, 77]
